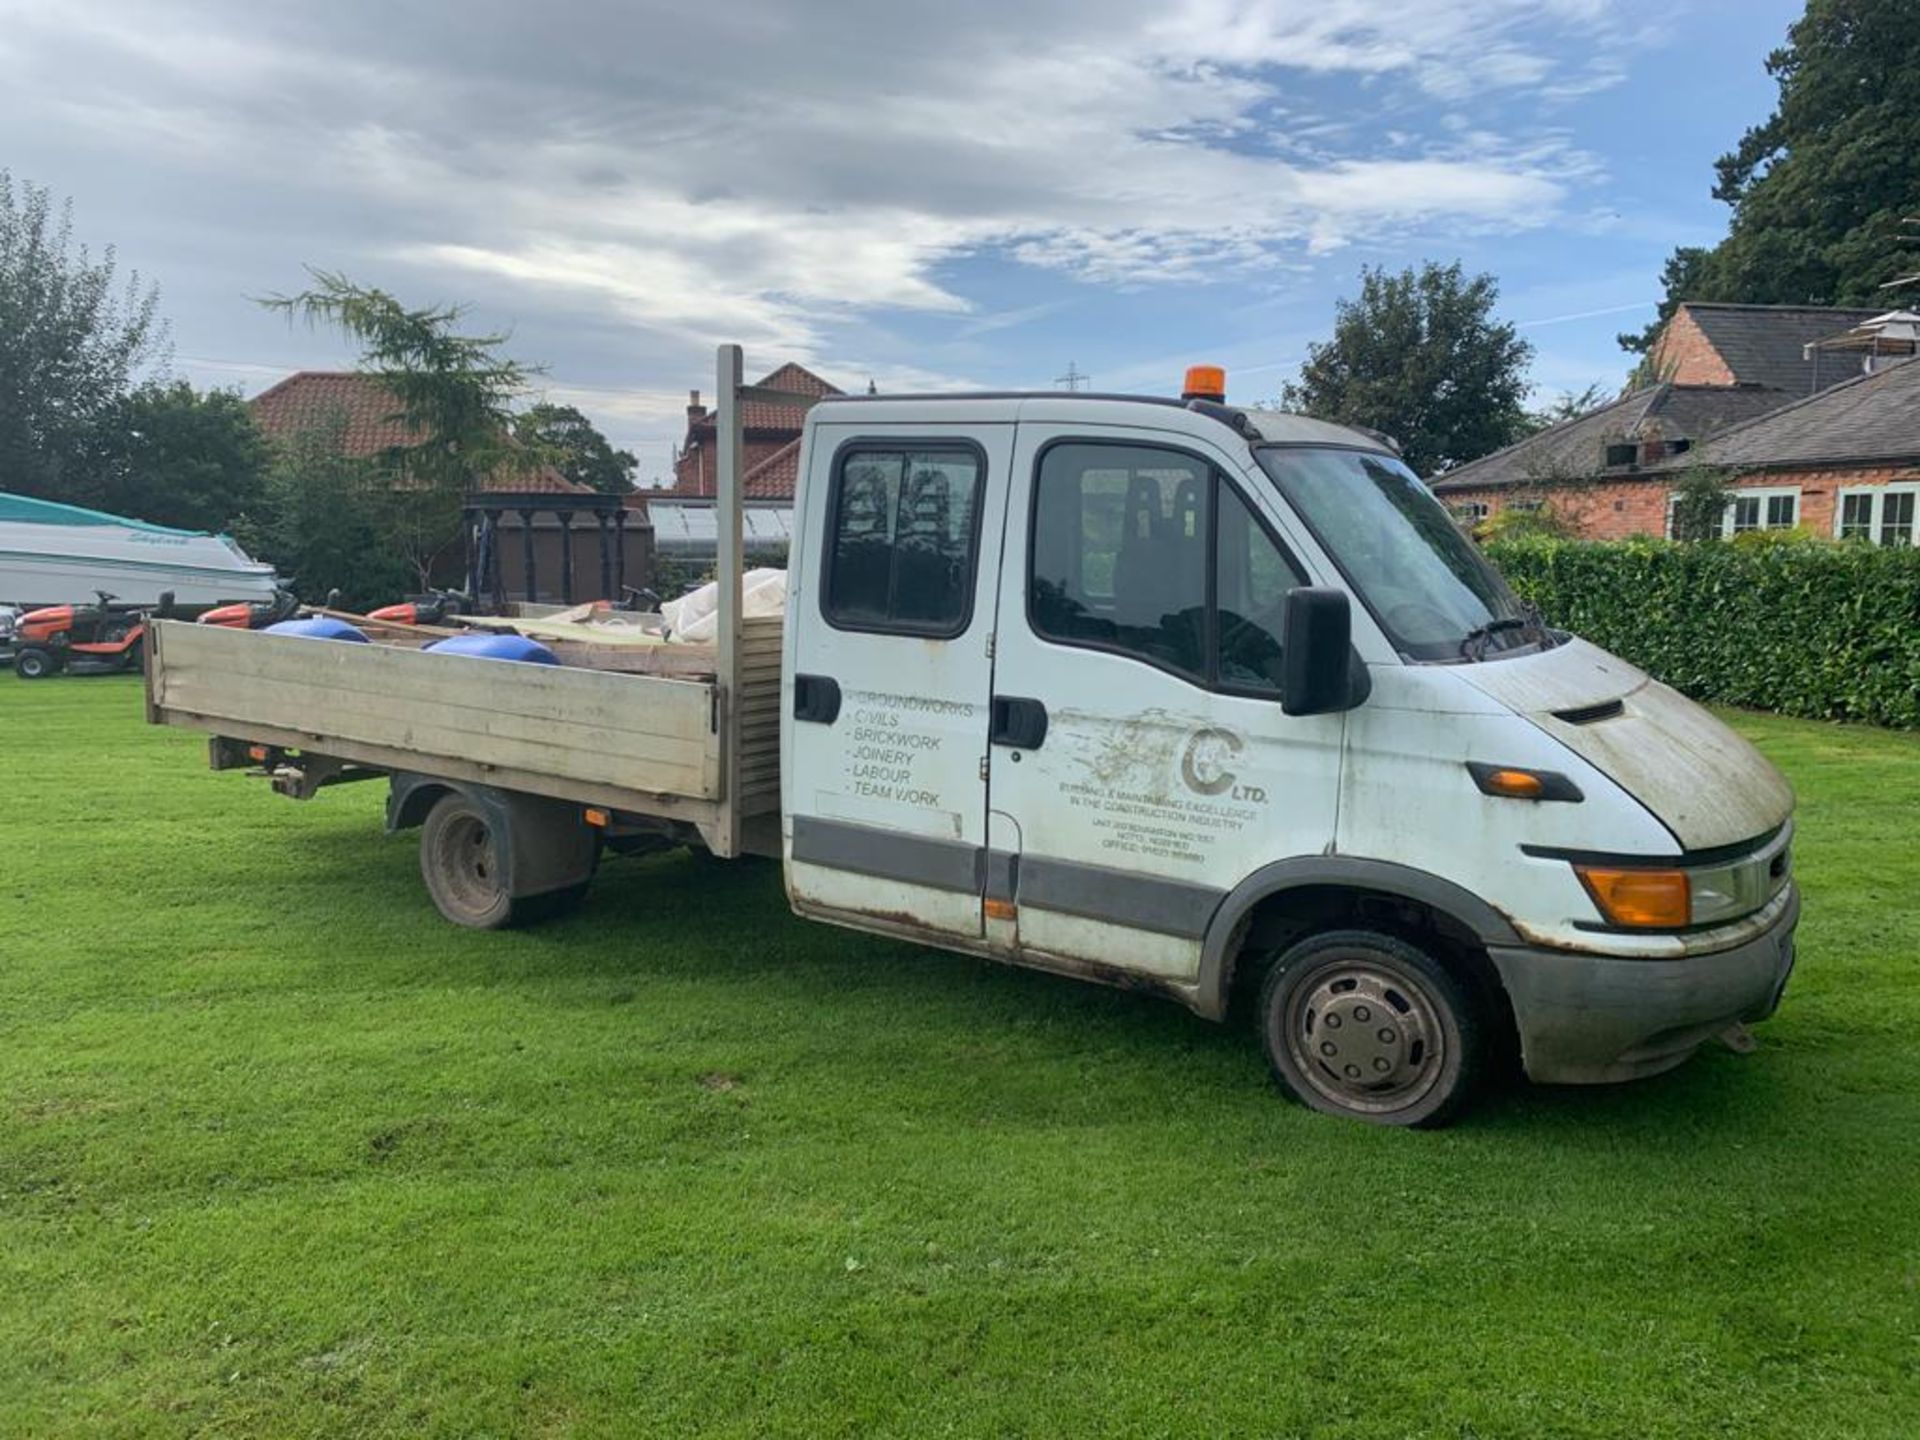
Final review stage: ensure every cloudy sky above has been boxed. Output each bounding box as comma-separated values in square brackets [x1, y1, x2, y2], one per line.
[1, 0, 1798, 483]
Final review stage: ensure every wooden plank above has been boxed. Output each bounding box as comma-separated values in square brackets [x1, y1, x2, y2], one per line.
[155, 623, 712, 742]
[152, 622, 720, 800]
[160, 666, 711, 778]
[152, 705, 725, 825]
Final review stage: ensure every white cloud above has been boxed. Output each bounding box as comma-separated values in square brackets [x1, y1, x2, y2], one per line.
[0, 0, 1656, 456]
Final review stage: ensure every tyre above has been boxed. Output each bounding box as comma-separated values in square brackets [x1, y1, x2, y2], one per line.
[419, 791, 516, 929]
[417, 791, 593, 929]
[15, 647, 59, 680]
[1257, 929, 1485, 1128]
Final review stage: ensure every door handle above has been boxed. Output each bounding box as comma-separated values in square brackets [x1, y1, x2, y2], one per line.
[792, 673, 841, 724]
[989, 695, 1048, 750]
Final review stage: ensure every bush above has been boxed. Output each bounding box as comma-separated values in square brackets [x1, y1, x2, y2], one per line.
[1486, 535, 1920, 729]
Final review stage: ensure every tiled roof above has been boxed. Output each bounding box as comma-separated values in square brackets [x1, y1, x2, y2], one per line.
[1691, 356, 1920, 471]
[686, 362, 842, 435]
[1680, 303, 1885, 395]
[1431, 384, 1789, 491]
[755, 362, 841, 399]
[249, 371, 421, 456]
[741, 438, 800, 499]
[249, 371, 589, 493]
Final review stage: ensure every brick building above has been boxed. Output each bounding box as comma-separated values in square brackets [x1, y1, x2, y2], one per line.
[1432, 306, 1920, 543]
[664, 361, 841, 500]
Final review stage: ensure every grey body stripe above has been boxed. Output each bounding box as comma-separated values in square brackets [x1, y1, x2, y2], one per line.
[1017, 855, 1224, 938]
[791, 819, 1221, 937]
[984, 849, 1018, 902]
[791, 816, 984, 894]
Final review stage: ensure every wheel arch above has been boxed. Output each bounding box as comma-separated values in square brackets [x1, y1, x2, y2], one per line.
[387, 772, 460, 833]
[1193, 857, 1523, 1022]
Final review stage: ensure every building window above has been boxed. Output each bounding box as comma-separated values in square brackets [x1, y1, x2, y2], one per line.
[1726, 487, 1799, 537]
[1029, 441, 1305, 692]
[821, 445, 984, 636]
[1667, 486, 1800, 539]
[1604, 442, 1638, 468]
[1835, 485, 1920, 547]
[1449, 501, 1489, 524]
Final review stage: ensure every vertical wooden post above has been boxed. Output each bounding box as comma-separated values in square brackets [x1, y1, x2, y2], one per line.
[519, 509, 538, 605]
[486, 511, 507, 612]
[613, 506, 628, 599]
[715, 343, 745, 858]
[558, 510, 574, 603]
[597, 513, 613, 600]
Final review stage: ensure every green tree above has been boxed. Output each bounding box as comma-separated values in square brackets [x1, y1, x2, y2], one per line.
[513, 403, 636, 494]
[1668, 465, 1734, 543]
[88, 381, 268, 533]
[1522, 382, 1613, 436]
[1278, 262, 1533, 477]
[263, 270, 540, 586]
[0, 171, 167, 501]
[239, 408, 413, 610]
[1622, 0, 1920, 353]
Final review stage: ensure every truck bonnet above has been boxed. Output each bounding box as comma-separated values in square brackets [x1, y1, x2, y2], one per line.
[1452, 637, 1794, 851]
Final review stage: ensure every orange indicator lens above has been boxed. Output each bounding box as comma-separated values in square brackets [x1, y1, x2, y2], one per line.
[1575, 866, 1691, 928]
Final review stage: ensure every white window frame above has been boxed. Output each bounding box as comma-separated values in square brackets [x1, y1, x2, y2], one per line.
[1722, 486, 1800, 538]
[1449, 500, 1490, 523]
[1833, 483, 1920, 547]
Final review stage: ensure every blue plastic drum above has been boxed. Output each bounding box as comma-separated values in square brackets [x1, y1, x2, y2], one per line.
[263, 617, 370, 642]
[424, 632, 560, 666]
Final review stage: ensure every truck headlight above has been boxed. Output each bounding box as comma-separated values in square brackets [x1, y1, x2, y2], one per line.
[1574, 831, 1791, 931]
[1574, 865, 1691, 929]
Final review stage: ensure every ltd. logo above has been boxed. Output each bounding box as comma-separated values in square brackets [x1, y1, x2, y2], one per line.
[1180, 727, 1243, 796]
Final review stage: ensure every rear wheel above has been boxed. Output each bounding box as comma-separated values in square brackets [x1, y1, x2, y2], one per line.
[417, 791, 592, 929]
[420, 793, 516, 929]
[15, 647, 60, 680]
[1257, 929, 1484, 1128]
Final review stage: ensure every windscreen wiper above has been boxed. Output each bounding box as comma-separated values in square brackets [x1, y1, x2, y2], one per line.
[1459, 616, 1526, 662]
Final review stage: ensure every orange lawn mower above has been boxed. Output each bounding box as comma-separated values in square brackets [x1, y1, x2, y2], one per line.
[197, 588, 304, 630]
[12, 590, 173, 680]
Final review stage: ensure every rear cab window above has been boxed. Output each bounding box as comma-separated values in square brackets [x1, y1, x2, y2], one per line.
[821, 443, 985, 637]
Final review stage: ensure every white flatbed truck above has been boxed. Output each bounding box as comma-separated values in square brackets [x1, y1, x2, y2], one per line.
[147, 348, 1800, 1126]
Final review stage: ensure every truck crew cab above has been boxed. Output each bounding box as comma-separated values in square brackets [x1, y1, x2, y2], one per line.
[147, 350, 1799, 1127]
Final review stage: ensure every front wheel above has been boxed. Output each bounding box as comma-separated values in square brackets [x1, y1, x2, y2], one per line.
[1257, 929, 1485, 1128]
[14, 647, 60, 680]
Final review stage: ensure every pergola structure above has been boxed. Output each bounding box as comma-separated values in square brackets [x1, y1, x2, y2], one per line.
[462, 491, 632, 610]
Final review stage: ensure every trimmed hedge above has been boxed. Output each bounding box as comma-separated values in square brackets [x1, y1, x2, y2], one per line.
[1485, 537, 1920, 729]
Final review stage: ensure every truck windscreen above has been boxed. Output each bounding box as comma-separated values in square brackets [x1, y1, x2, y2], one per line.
[1257, 446, 1540, 662]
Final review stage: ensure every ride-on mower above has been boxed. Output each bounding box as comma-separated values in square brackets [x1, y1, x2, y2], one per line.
[198, 588, 303, 630]
[12, 590, 173, 679]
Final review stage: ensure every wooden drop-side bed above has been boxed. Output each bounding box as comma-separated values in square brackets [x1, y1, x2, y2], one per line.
[143, 613, 783, 856]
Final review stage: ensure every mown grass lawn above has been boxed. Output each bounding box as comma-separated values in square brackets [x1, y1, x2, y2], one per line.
[2, 676, 1916, 1438]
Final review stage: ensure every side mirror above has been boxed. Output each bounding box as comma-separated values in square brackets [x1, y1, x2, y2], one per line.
[1281, 587, 1364, 717]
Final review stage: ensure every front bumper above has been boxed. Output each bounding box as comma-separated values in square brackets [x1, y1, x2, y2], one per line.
[1489, 884, 1799, 1085]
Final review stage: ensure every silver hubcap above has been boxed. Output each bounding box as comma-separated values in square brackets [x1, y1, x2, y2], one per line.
[1286, 963, 1445, 1114]
[437, 814, 500, 915]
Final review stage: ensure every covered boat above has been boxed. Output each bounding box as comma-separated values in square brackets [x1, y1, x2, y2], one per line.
[0, 492, 279, 608]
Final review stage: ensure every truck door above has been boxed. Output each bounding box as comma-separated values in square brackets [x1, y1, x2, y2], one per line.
[985, 427, 1345, 983]
[784, 422, 1014, 939]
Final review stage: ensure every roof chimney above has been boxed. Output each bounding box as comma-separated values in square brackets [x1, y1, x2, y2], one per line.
[687, 389, 706, 423]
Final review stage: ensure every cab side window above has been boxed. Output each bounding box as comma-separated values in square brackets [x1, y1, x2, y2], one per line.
[1029, 441, 1304, 692]
[823, 446, 983, 636]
